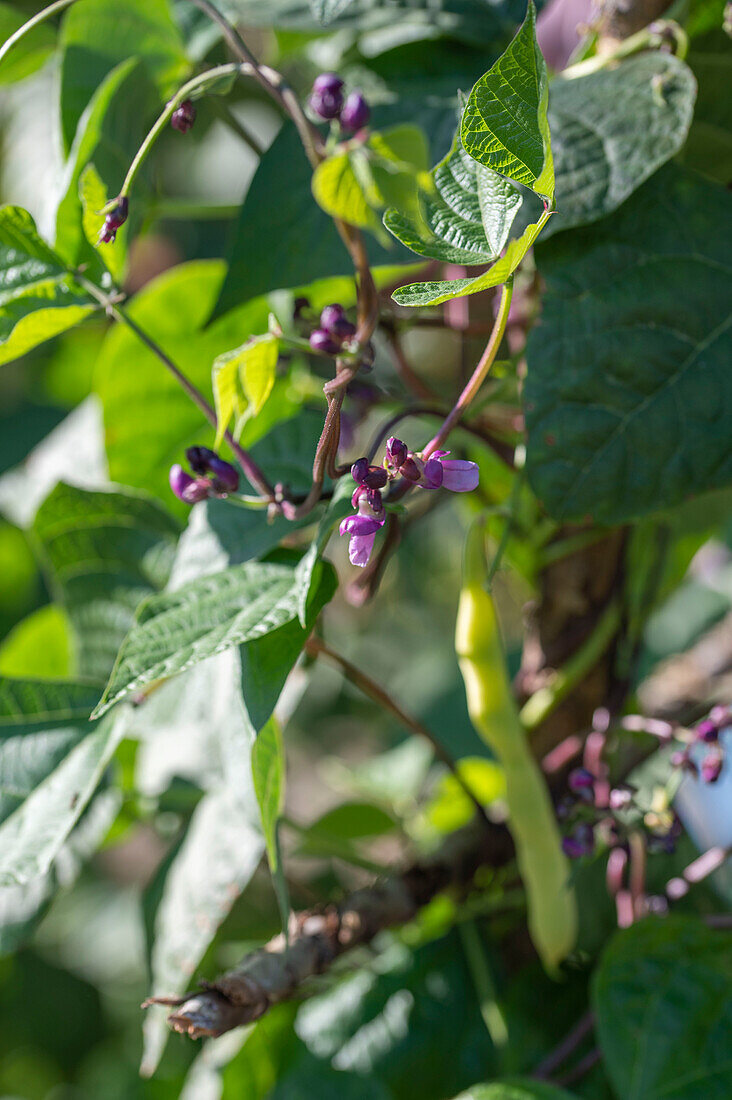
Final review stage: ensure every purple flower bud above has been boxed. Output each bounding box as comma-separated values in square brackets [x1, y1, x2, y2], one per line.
[568, 767, 595, 794]
[98, 196, 128, 244]
[696, 719, 718, 743]
[313, 72, 344, 96]
[400, 456, 422, 482]
[171, 99, 196, 134]
[320, 304, 347, 331]
[701, 753, 723, 783]
[309, 75, 344, 121]
[309, 328, 341, 355]
[340, 91, 370, 132]
[207, 455, 239, 494]
[169, 464, 209, 505]
[351, 458, 370, 484]
[186, 445, 217, 475]
[363, 465, 387, 490]
[561, 836, 585, 859]
[562, 825, 595, 859]
[386, 437, 408, 468]
[331, 317, 357, 342]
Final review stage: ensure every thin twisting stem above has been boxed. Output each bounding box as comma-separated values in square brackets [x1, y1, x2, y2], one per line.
[76, 277, 275, 500]
[423, 280, 514, 458]
[305, 636, 491, 826]
[0, 0, 77, 67]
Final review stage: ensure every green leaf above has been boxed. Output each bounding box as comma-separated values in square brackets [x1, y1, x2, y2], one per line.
[212, 333, 279, 448]
[93, 556, 336, 718]
[296, 931, 499, 1098]
[312, 125, 430, 237]
[460, 1, 553, 203]
[0, 605, 73, 680]
[452, 1083, 577, 1099]
[524, 166, 732, 524]
[392, 209, 549, 306]
[54, 57, 153, 277]
[0, 678, 123, 885]
[141, 786, 264, 1076]
[0, 205, 96, 366]
[58, 0, 190, 154]
[252, 716, 290, 928]
[539, 52, 696, 238]
[32, 482, 180, 682]
[297, 801, 397, 860]
[210, 125, 418, 320]
[593, 916, 732, 1100]
[384, 124, 522, 265]
[309, 0, 356, 22]
[0, 2, 55, 85]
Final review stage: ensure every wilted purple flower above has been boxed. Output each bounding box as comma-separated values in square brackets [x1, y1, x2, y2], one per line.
[309, 328, 341, 355]
[701, 753, 723, 783]
[340, 91, 370, 132]
[309, 73, 344, 120]
[562, 823, 595, 859]
[171, 99, 196, 133]
[98, 196, 128, 244]
[696, 719, 718, 743]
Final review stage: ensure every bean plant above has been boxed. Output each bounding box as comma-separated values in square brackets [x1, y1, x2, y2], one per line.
[0, 0, 730, 1097]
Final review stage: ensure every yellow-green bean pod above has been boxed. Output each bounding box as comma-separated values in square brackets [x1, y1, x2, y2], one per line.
[455, 520, 577, 973]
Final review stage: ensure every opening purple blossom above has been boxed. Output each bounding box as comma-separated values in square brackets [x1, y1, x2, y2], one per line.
[310, 328, 341, 355]
[169, 465, 209, 504]
[438, 457, 480, 492]
[386, 436, 408, 468]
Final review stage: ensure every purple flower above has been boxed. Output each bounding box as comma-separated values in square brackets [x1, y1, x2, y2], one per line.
[351, 458, 387, 489]
[430, 451, 480, 492]
[696, 719, 718, 743]
[98, 196, 128, 244]
[339, 491, 385, 567]
[340, 91, 370, 132]
[562, 823, 595, 859]
[310, 328, 341, 355]
[169, 465, 209, 504]
[568, 767, 595, 794]
[385, 436, 408, 469]
[309, 73, 344, 121]
[701, 753, 723, 783]
[171, 99, 196, 134]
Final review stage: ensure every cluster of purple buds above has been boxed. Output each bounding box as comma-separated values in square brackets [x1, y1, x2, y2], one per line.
[98, 196, 128, 244]
[169, 446, 239, 504]
[339, 435, 479, 567]
[171, 99, 196, 134]
[309, 73, 371, 133]
[562, 823, 595, 860]
[671, 703, 729, 783]
[309, 303, 357, 356]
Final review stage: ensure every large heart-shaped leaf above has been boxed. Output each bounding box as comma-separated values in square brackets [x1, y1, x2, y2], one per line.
[537, 52, 696, 238]
[524, 166, 732, 524]
[384, 125, 522, 265]
[593, 916, 732, 1099]
[33, 482, 180, 682]
[93, 556, 336, 717]
[0, 205, 96, 367]
[0, 678, 123, 886]
[58, 0, 190, 153]
[460, 1, 553, 203]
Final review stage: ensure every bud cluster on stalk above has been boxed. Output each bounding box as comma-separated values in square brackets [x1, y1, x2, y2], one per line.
[169, 446, 239, 505]
[308, 73, 370, 133]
